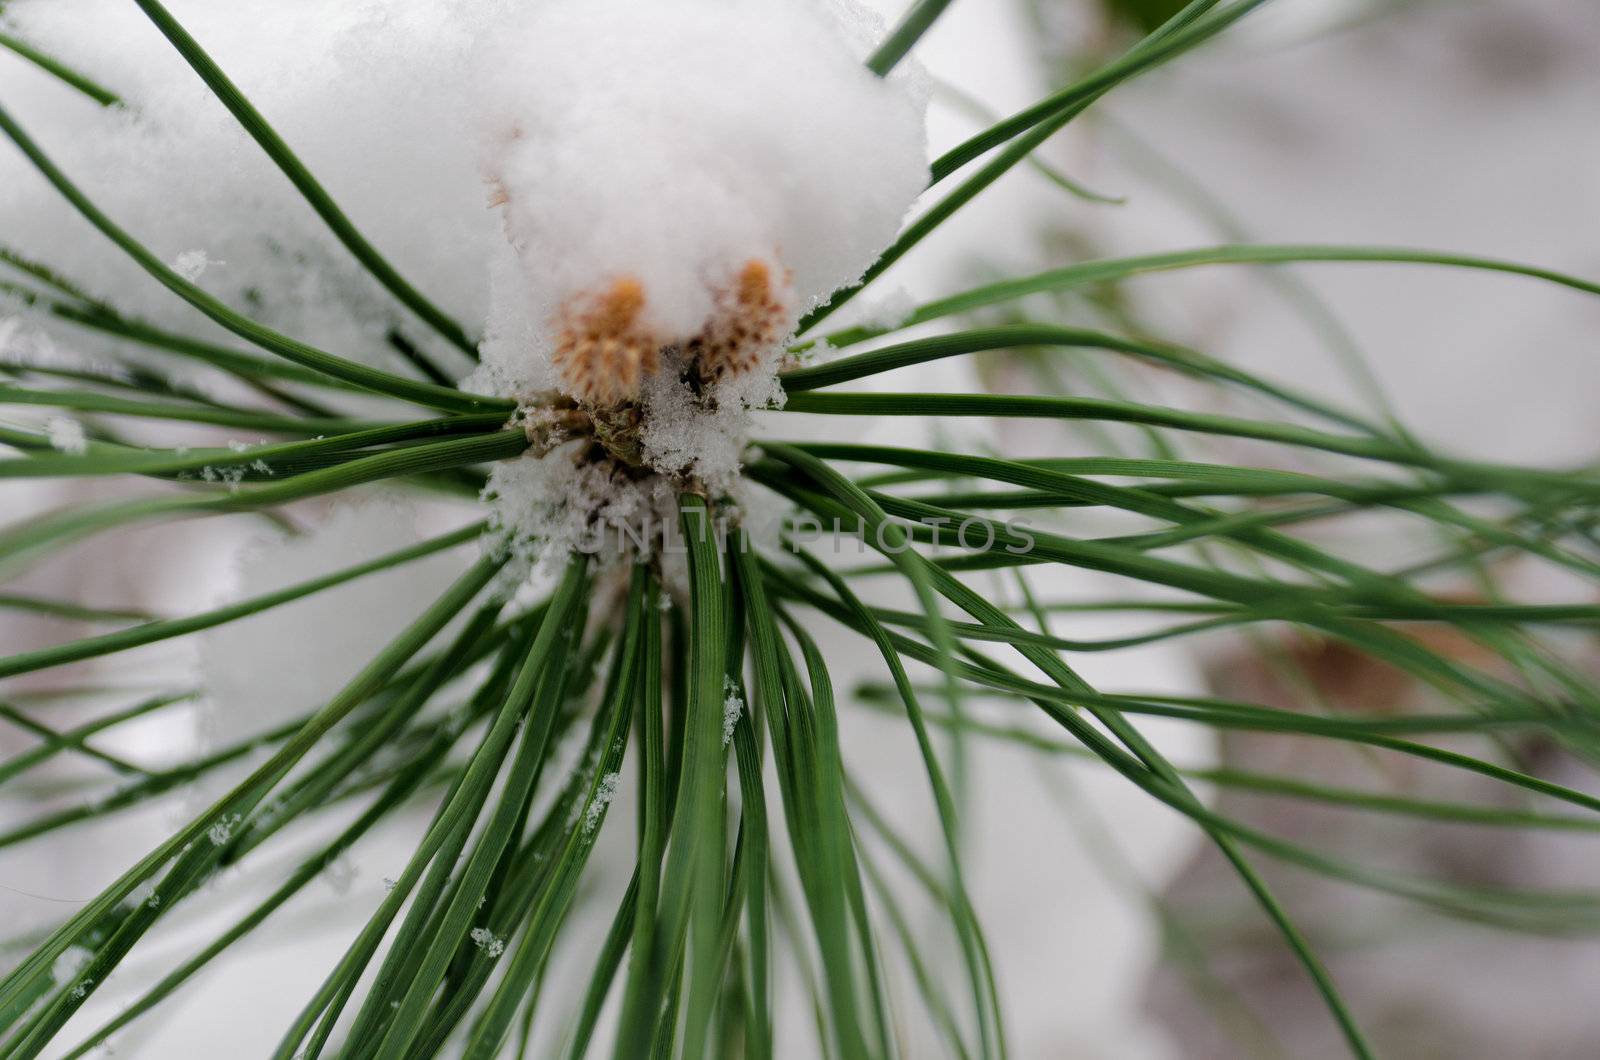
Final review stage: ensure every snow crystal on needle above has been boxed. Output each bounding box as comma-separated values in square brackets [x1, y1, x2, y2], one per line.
[44, 416, 88, 454]
[172, 249, 221, 282]
[207, 813, 242, 846]
[583, 771, 621, 835]
[722, 681, 744, 748]
[469, 926, 505, 959]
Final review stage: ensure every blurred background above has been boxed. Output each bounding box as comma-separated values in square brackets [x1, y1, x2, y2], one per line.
[907, 1, 1600, 1056]
[3, 0, 1599, 1056]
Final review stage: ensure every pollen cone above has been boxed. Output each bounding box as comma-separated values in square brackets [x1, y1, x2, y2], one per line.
[552, 276, 659, 406]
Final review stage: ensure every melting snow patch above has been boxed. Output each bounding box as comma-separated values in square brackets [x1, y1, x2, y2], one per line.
[51, 945, 93, 986]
